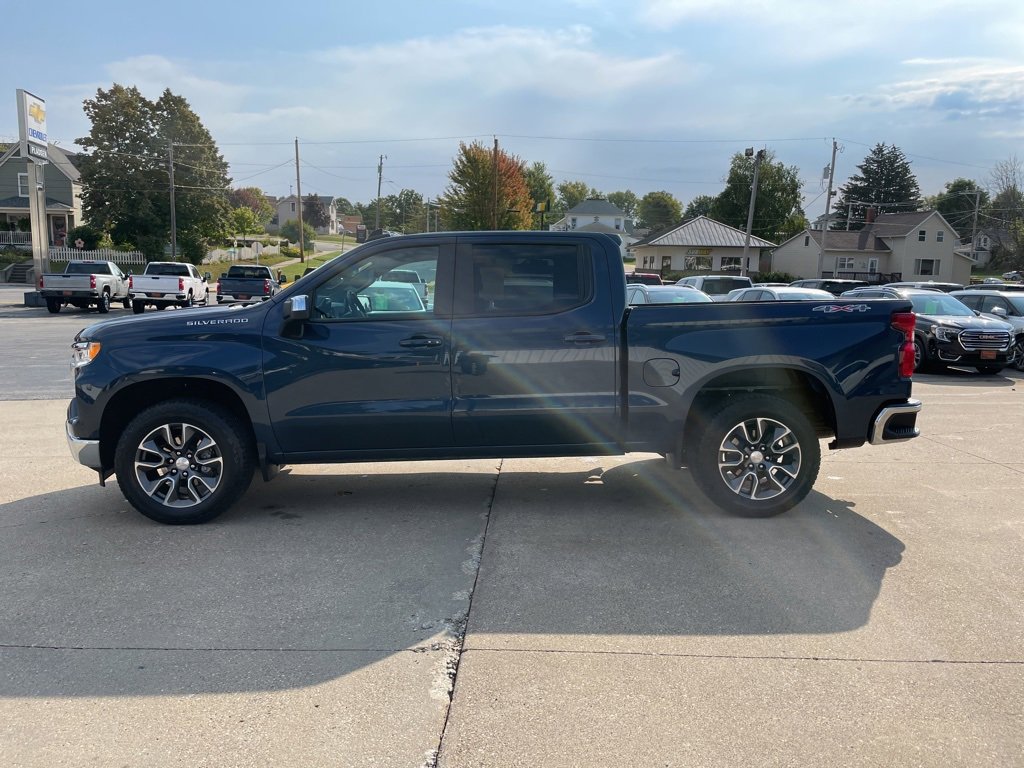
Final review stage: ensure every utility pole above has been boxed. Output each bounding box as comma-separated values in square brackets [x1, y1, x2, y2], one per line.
[740, 147, 765, 277]
[818, 139, 838, 278]
[970, 188, 981, 262]
[168, 141, 178, 261]
[375, 154, 386, 230]
[491, 136, 499, 230]
[294, 138, 305, 262]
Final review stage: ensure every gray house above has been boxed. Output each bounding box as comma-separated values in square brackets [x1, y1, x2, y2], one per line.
[269, 194, 338, 235]
[0, 143, 83, 246]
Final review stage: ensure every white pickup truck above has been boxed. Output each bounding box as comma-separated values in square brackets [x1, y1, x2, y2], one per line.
[38, 260, 130, 314]
[128, 262, 210, 314]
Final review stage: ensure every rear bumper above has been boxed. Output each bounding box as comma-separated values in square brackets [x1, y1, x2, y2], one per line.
[869, 399, 922, 445]
[40, 290, 98, 300]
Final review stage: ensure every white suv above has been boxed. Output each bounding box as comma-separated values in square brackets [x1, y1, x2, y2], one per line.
[675, 274, 753, 300]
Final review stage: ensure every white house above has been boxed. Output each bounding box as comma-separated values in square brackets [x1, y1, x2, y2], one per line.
[628, 216, 776, 275]
[549, 198, 637, 242]
[270, 194, 338, 235]
[771, 210, 974, 285]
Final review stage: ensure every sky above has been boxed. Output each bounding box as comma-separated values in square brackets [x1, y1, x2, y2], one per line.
[4, 0, 1023, 221]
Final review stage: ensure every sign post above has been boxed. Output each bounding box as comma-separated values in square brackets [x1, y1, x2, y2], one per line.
[16, 89, 49, 306]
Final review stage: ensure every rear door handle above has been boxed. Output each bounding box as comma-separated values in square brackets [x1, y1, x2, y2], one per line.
[399, 336, 443, 348]
[563, 332, 606, 344]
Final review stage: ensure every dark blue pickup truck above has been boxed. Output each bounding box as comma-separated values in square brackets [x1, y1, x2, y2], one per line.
[66, 232, 921, 524]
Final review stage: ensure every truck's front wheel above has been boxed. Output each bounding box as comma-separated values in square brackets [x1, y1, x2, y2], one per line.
[97, 290, 111, 314]
[114, 399, 255, 524]
[688, 394, 820, 518]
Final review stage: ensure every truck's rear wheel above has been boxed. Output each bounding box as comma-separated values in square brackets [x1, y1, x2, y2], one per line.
[132, 301, 145, 314]
[688, 394, 820, 518]
[46, 298, 61, 314]
[97, 290, 111, 314]
[114, 399, 255, 525]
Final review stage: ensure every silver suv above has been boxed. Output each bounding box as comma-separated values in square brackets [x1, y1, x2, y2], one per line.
[675, 274, 752, 300]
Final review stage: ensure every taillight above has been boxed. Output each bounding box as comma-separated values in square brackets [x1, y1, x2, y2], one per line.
[178, 277, 184, 291]
[38, 275, 43, 289]
[90, 274, 96, 289]
[128, 276, 133, 289]
[264, 278, 271, 294]
[892, 311, 916, 378]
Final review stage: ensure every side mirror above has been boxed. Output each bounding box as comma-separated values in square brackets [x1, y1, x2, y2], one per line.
[204, 272, 212, 282]
[283, 295, 310, 322]
[990, 306, 1008, 317]
[279, 275, 288, 284]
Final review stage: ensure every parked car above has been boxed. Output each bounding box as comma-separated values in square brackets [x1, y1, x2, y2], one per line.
[627, 284, 713, 304]
[625, 271, 664, 286]
[951, 289, 1024, 371]
[1001, 270, 1022, 281]
[384, 268, 429, 300]
[885, 281, 963, 293]
[959, 282, 1024, 292]
[38, 260, 130, 314]
[65, 231, 921, 524]
[841, 286, 1014, 374]
[729, 286, 834, 302]
[129, 262, 209, 313]
[789, 278, 871, 296]
[217, 264, 280, 305]
[675, 274, 753, 300]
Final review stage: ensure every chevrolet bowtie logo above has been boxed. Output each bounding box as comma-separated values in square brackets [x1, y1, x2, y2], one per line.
[29, 103, 45, 123]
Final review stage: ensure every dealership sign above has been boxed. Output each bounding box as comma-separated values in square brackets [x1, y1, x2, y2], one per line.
[16, 89, 48, 163]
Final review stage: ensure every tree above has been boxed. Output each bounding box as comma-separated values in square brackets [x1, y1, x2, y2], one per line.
[607, 190, 639, 219]
[228, 187, 273, 226]
[931, 178, 988, 238]
[831, 144, 921, 230]
[66, 224, 103, 250]
[556, 180, 591, 213]
[637, 191, 682, 232]
[280, 219, 316, 249]
[303, 194, 330, 231]
[524, 162, 556, 228]
[230, 207, 262, 242]
[440, 141, 533, 231]
[683, 194, 716, 220]
[708, 151, 803, 243]
[77, 85, 231, 263]
[333, 197, 356, 215]
[385, 189, 424, 233]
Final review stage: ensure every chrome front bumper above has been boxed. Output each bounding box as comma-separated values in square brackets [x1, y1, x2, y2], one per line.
[66, 420, 102, 470]
[869, 399, 923, 445]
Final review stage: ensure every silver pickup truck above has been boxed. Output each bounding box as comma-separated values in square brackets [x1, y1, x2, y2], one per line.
[129, 262, 210, 313]
[38, 260, 130, 314]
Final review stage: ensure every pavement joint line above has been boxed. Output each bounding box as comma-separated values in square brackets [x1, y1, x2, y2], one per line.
[460, 647, 1024, 665]
[427, 458, 502, 768]
[0, 643, 449, 654]
[919, 434, 1022, 473]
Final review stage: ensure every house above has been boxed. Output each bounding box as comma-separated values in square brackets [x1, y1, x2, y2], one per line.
[628, 216, 776, 275]
[957, 226, 1011, 267]
[771, 210, 973, 285]
[0, 143, 83, 246]
[549, 198, 637, 244]
[269, 195, 338, 235]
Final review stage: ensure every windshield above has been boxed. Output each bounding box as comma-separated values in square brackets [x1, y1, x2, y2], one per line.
[64, 262, 110, 275]
[226, 266, 269, 279]
[910, 294, 974, 317]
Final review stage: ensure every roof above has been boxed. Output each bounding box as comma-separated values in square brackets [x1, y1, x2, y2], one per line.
[0, 142, 81, 184]
[804, 229, 891, 253]
[632, 215, 776, 249]
[0, 195, 74, 211]
[566, 198, 627, 217]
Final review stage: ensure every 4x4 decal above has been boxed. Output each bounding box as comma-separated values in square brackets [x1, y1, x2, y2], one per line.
[812, 304, 871, 313]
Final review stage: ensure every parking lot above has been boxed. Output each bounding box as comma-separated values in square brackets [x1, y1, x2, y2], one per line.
[0, 284, 1022, 767]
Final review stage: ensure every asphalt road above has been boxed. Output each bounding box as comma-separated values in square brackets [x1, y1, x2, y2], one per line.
[1, 284, 1022, 767]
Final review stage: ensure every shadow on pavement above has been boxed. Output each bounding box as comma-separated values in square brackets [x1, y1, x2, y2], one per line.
[0, 459, 903, 697]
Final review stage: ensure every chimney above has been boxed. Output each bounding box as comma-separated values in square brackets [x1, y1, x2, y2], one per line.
[865, 207, 877, 224]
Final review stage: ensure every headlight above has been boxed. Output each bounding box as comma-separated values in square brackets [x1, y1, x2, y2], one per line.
[931, 325, 959, 343]
[71, 341, 101, 369]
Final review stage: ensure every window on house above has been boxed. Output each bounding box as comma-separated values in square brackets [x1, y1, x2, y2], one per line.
[804, 235, 810, 246]
[615, 218, 622, 230]
[914, 259, 939, 276]
[838, 257, 855, 270]
[290, 202, 295, 212]
[593, 216, 600, 223]
[981, 236, 989, 248]
[18, 173, 29, 197]
[918, 230, 926, 241]
[720, 257, 742, 270]
[937, 230, 944, 242]
[570, 217, 577, 229]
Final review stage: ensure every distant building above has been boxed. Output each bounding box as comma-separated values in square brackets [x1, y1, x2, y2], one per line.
[0, 143, 83, 246]
[629, 216, 775, 275]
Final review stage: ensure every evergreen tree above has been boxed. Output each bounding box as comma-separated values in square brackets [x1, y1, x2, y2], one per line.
[524, 162, 556, 228]
[440, 142, 532, 231]
[303, 194, 330, 230]
[831, 144, 921, 230]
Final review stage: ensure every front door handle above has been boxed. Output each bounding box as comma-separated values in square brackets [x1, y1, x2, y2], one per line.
[399, 336, 443, 348]
[563, 332, 606, 344]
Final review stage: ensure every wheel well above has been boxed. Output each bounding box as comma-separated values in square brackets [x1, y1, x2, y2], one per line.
[683, 368, 836, 444]
[99, 378, 255, 469]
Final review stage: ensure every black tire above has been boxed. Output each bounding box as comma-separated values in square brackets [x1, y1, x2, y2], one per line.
[97, 290, 111, 314]
[688, 394, 821, 518]
[1013, 339, 1024, 372]
[132, 301, 145, 315]
[122, 296, 132, 310]
[181, 292, 194, 309]
[975, 365, 1004, 375]
[913, 337, 929, 373]
[114, 399, 255, 525]
[46, 298, 61, 314]
[157, 304, 167, 310]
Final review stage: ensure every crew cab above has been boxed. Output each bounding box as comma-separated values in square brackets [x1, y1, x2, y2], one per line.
[65, 232, 922, 525]
[38, 260, 130, 314]
[129, 261, 208, 313]
[842, 286, 1014, 373]
[216, 264, 280, 305]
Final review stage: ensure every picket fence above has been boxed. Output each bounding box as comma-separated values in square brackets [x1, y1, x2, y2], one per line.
[47, 248, 147, 268]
